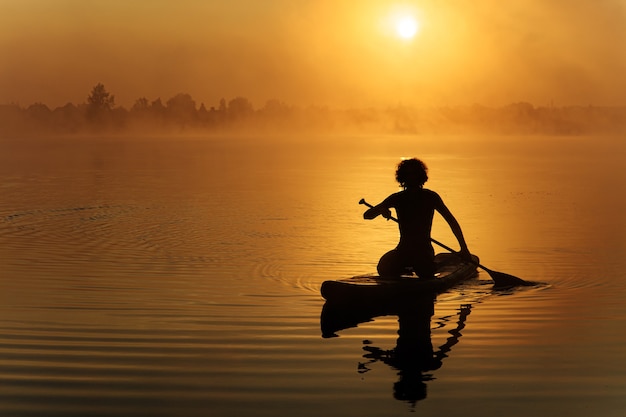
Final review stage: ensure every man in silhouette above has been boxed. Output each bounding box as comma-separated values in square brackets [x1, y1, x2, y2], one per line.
[363, 158, 471, 278]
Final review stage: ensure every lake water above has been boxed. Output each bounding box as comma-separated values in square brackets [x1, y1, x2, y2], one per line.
[1, 134, 625, 417]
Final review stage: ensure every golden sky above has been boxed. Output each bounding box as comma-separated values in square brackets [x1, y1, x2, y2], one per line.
[1, 0, 625, 108]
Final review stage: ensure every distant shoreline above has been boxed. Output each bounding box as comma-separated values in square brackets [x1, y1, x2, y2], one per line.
[2, 84, 625, 137]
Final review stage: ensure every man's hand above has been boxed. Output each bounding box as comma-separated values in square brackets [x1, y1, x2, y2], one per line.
[381, 208, 392, 220]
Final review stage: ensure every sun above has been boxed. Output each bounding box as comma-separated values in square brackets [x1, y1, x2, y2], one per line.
[395, 16, 419, 39]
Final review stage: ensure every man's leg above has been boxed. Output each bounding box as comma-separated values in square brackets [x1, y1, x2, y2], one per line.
[377, 250, 407, 277]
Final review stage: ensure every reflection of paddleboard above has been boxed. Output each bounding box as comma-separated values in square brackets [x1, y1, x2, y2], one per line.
[320, 292, 439, 338]
[320, 253, 479, 304]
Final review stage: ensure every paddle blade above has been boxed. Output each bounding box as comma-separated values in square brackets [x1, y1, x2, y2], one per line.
[484, 268, 533, 288]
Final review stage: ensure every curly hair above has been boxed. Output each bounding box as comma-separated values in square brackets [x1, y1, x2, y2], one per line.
[395, 158, 428, 189]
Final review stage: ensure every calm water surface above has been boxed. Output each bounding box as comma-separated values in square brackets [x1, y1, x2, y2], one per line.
[1, 134, 625, 416]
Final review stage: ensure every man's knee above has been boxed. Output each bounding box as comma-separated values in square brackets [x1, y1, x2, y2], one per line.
[377, 251, 405, 277]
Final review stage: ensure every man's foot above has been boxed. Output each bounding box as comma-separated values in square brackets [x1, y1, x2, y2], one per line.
[419, 275, 436, 281]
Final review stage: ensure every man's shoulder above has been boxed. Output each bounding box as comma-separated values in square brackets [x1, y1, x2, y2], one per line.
[394, 188, 441, 201]
[422, 188, 443, 201]
[386, 190, 405, 200]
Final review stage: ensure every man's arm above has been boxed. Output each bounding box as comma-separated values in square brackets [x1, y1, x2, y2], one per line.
[433, 194, 471, 258]
[363, 197, 393, 220]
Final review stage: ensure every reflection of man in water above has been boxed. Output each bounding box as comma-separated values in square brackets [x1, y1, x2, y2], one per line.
[363, 158, 472, 278]
[360, 297, 472, 405]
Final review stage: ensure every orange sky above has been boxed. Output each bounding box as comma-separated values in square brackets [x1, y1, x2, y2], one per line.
[1, 0, 625, 109]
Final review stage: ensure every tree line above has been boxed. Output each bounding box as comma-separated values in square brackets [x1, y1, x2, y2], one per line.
[1, 83, 625, 136]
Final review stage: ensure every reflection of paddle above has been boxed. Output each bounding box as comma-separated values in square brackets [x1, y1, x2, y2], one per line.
[359, 198, 531, 288]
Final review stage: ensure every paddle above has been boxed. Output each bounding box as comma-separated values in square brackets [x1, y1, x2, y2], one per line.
[359, 198, 531, 288]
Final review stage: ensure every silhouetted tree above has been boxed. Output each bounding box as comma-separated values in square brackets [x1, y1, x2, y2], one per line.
[26, 103, 52, 126]
[87, 83, 115, 111]
[54, 102, 84, 132]
[261, 99, 290, 117]
[131, 97, 150, 113]
[255, 99, 294, 130]
[148, 97, 166, 125]
[227, 96, 253, 121]
[165, 93, 197, 128]
[126, 97, 150, 129]
[198, 102, 212, 127]
[86, 83, 115, 127]
[151, 98, 165, 113]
